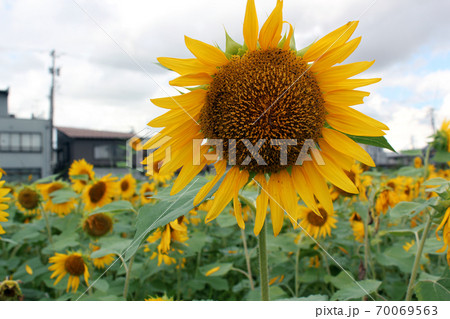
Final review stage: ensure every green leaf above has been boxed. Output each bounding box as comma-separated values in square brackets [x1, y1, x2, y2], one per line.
[432, 151, 450, 163]
[224, 30, 242, 56]
[297, 42, 313, 57]
[331, 279, 381, 301]
[347, 134, 396, 152]
[34, 174, 60, 184]
[91, 237, 133, 258]
[415, 281, 450, 301]
[401, 149, 423, 156]
[69, 174, 89, 181]
[125, 176, 223, 260]
[90, 200, 136, 215]
[389, 202, 422, 219]
[423, 178, 450, 186]
[49, 189, 78, 204]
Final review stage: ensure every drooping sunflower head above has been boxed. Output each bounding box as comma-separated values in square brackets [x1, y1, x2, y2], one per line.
[298, 205, 337, 239]
[69, 159, 95, 193]
[82, 174, 119, 211]
[82, 213, 114, 238]
[0, 279, 23, 301]
[37, 181, 76, 217]
[48, 252, 90, 293]
[16, 186, 41, 215]
[118, 174, 136, 199]
[147, 0, 389, 236]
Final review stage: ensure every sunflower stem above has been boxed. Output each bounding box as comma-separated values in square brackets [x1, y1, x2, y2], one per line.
[41, 207, 53, 245]
[363, 209, 370, 279]
[122, 254, 134, 300]
[294, 247, 300, 297]
[423, 144, 432, 181]
[258, 222, 270, 301]
[240, 227, 254, 290]
[405, 212, 432, 301]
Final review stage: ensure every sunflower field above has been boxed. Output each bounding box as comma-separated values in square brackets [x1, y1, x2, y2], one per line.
[1, 0, 450, 303]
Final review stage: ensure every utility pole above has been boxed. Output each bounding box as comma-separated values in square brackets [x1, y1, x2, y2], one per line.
[429, 107, 436, 133]
[49, 50, 60, 173]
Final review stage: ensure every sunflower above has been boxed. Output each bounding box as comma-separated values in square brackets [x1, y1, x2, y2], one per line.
[82, 213, 114, 237]
[0, 171, 10, 237]
[69, 159, 95, 193]
[331, 163, 371, 200]
[145, 295, 173, 301]
[413, 156, 422, 168]
[298, 205, 337, 239]
[140, 182, 157, 205]
[82, 174, 119, 211]
[145, 217, 188, 266]
[349, 212, 364, 243]
[0, 279, 23, 301]
[145, 0, 388, 236]
[436, 207, 450, 267]
[118, 174, 136, 199]
[90, 244, 115, 269]
[37, 181, 76, 217]
[15, 186, 41, 216]
[48, 252, 90, 292]
[146, 161, 174, 186]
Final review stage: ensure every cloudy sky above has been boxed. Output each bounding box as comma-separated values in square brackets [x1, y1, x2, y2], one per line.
[1, 0, 450, 151]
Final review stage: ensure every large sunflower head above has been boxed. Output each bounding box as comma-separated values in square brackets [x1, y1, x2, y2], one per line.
[298, 205, 337, 239]
[82, 174, 119, 211]
[82, 213, 114, 238]
[37, 181, 76, 217]
[69, 159, 95, 193]
[48, 252, 90, 292]
[0, 171, 10, 237]
[118, 174, 137, 199]
[16, 186, 41, 216]
[146, 0, 388, 236]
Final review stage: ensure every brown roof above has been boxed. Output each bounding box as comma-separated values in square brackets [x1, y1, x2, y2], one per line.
[57, 126, 135, 140]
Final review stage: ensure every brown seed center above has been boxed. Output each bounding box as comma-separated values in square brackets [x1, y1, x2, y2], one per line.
[64, 255, 85, 276]
[200, 48, 325, 173]
[89, 181, 106, 203]
[307, 208, 328, 227]
[18, 188, 39, 210]
[83, 213, 113, 237]
[121, 180, 129, 192]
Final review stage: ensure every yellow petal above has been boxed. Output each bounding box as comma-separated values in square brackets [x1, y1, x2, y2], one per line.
[318, 138, 354, 171]
[326, 113, 386, 137]
[233, 169, 250, 229]
[282, 21, 294, 50]
[185, 36, 229, 66]
[193, 160, 227, 206]
[325, 102, 389, 130]
[320, 78, 381, 92]
[243, 0, 259, 51]
[301, 163, 334, 214]
[169, 73, 213, 87]
[323, 89, 370, 107]
[259, 0, 283, 49]
[148, 106, 203, 127]
[291, 166, 320, 214]
[205, 266, 220, 276]
[25, 265, 33, 275]
[157, 57, 217, 75]
[278, 170, 299, 225]
[267, 173, 285, 236]
[315, 61, 375, 82]
[150, 89, 206, 110]
[304, 21, 359, 62]
[311, 37, 361, 73]
[205, 167, 240, 223]
[253, 173, 268, 236]
[321, 127, 375, 166]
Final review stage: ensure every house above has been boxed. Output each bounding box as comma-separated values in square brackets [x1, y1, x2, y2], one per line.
[55, 126, 135, 176]
[0, 89, 52, 181]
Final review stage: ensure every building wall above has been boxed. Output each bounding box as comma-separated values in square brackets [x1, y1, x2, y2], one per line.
[0, 117, 52, 181]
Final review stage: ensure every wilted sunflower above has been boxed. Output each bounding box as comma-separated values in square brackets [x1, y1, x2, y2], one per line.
[0, 279, 23, 301]
[82, 174, 119, 211]
[82, 213, 114, 238]
[145, 0, 388, 236]
[90, 244, 115, 269]
[118, 174, 136, 199]
[69, 159, 95, 193]
[298, 205, 337, 239]
[37, 181, 76, 217]
[16, 186, 41, 216]
[140, 182, 157, 205]
[48, 252, 90, 292]
[0, 170, 10, 237]
[349, 212, 364, 243]
[145, 217, 188, 266]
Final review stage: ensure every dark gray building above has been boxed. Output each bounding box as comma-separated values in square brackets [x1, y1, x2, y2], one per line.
[56, 126, 134, 176]
[0, 89, 52, 181]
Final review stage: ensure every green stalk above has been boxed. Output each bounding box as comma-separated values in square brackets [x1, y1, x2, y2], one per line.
[41, 207, 53, 245]
[405, 213, 432, 301]
[363, 210, 370, 279]
[423, 144, 432, 180]
[258, 222, 270, 301]
[295, 247, 300, 297]
[240, 227, 254, 290]
[122, 254, 134, 300]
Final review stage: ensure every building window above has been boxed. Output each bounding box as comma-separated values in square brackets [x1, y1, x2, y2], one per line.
[0, 132, 42, 152]
[94, 144, 111, 159]
[2, 168, 42, 182]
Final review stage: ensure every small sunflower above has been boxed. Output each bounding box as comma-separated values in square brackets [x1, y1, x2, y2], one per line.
[414, 156, 423, 168]
[140, 182, 157, 205]
[15, 186, 41, 216]
[69, 159, 95, 193]
[82, 213, 114, 238]
[145, 294, 173, 301]
[331, 163, 371, 200]
[90, 244, 115, 269]
[0, 171, 10, 237]
[37, 181, 76, 217]
[147, 161, 174, 186]
[118, 174, 136, 199]
[145, 217, 188, 266]
[375, 181, 400, 215]
[349, 212, 364, 243]
[145, 0, 388, 236]
[82, 174, 119, 211]
[432, 119, 450, 152]
[436, 207, 450, 267]
[48, 252, 90, 292]
[298, 205, 337, 239]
